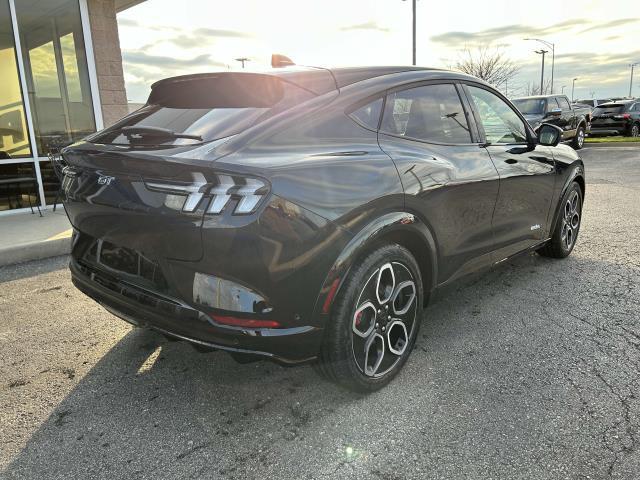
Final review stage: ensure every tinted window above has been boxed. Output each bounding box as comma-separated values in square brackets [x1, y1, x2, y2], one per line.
[512, 98, 545, 115]
[467, 85, 527, 144]
[631, 103, 640, 112]
[557, 97, 571, 110]
[547, 97, 560, 110]
[593, 104, 625, 115]
[349, 98, 383, 130]
[381, 84, 471, 143]
[90, 75, 315, 146]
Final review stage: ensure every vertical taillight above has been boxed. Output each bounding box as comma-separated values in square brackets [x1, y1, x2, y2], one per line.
[144, 173, 269, 215]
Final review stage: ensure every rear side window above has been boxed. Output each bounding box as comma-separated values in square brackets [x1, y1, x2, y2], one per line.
[547, 97, 560, 110]
[381, 84, 471, 144]
[89, 74, 315, 146]
[349, 98, 383, 130]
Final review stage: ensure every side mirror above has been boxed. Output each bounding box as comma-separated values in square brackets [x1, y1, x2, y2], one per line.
[546, 107, 562, 117]
[537, 123, 563, 146]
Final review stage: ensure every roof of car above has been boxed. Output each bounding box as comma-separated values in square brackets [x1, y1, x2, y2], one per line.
[596, 100, 635, 106]
[151, 66, 451, 98]
[512, 95, 562, 100]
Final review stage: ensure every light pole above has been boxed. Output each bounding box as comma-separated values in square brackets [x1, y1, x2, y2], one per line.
[535, 49, 548, 95]
[235, 57, 250, 68]
[571, 77, 578, 103]
[402, 0, 417, 65]
[525, 38, 555, 93]
[561, 85, 567, 94]
[630, 63, 639, 98]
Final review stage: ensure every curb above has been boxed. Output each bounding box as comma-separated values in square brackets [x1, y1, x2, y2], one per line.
[0, 237, 71, 267]
[584, 142, 640, 148]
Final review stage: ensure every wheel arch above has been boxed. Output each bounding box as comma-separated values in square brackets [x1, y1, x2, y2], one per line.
[312, 212, 438, 325]
[549, 163, 585, 235]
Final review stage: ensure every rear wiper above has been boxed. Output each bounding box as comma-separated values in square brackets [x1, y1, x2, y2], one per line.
[120, 126, 203, 141]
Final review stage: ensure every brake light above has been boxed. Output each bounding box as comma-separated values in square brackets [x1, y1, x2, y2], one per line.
[144, 173, 269, 215]
[209, 314, 281, 329]
[208, 176, 268, 215]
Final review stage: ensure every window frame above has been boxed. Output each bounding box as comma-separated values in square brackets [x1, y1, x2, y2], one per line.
[460, 82, 536, 146]
[374, 80, 481, 146]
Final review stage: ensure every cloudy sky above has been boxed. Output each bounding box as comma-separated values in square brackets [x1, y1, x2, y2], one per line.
[117, 0, 640, 103]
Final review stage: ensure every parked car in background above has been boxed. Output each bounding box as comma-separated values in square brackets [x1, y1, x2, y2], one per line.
[512, 94, 591, 149]
[574, 98, 612, 109]
[589, 100, 640, 137]
[61, 67, 585, 391]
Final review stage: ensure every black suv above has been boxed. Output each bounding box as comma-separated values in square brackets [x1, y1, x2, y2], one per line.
[62, 67, 585, 391]
[590, 100, 640, 137]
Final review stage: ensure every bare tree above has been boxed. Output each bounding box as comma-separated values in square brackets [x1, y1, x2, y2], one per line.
[519, 79, 553, 96]
[453, 47, 520, 89]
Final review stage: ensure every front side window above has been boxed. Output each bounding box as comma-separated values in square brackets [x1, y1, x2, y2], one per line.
[381, 83, 471, 144]
[557, 97, 571, 110]
[466, 85, 527, 144]
[547, 97, 560, 111]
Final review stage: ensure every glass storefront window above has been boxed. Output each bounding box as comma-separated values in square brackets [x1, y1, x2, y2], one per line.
[0, 0, 31, 159]
[16, 0, 95, 157]
[38, 159, 61, 206]
[0, 162, 40, 211]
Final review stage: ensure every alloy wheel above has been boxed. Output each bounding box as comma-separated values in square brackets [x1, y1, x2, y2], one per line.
[560, 189, 581, 251]
[577, 129, 585, 148]
[632, 125, 639, 137]
[351, 262, 417, 377]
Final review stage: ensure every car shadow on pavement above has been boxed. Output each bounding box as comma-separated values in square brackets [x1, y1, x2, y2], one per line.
[3, 251, 639, 479]
[2, 318, 364, 479]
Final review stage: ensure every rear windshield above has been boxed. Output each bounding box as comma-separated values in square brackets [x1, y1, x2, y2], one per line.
[88, 73, 315, 146]
[512, 98, 546, 115]
[593, 104, 626, 115]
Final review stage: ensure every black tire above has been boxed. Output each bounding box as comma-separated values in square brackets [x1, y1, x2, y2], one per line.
[314, 244, 423, 392]
[629, 123, 640, 138]
[571, 125, 585, 149]
[538, 182, 583, 258]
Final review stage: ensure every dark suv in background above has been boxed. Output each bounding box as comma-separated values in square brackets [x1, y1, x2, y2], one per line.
[589, 100, 640, 137]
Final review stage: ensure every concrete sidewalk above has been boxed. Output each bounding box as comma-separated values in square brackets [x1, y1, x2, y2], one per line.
[0, 209, 72, 267]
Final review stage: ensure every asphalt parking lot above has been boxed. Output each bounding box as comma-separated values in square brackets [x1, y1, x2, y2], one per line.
[1, 146, 639, 480]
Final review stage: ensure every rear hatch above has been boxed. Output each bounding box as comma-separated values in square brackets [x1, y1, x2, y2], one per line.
[591, 104, 628, 130]
[62, 72, 322, 262]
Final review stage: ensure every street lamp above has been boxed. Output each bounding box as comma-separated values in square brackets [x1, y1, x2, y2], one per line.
[535, 49, 548, 95]
[525, 38, 555, 93]
[235, 57, 250, 68]
[402, 0, 417, 65]
[561, 85, 567, 94]
[571, 77, 578, 103]
[630, 63, 639, 98]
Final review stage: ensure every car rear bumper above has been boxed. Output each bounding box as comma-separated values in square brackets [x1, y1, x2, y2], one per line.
[70, 258, 323, 364]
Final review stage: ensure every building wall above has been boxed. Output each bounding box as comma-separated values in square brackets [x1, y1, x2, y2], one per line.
[86, 0, 129, 127]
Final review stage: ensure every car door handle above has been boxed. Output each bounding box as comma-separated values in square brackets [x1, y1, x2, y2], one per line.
[504, 159, 518, 164]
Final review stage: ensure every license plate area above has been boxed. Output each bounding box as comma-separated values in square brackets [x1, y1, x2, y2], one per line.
[78, 235, 169, 293]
